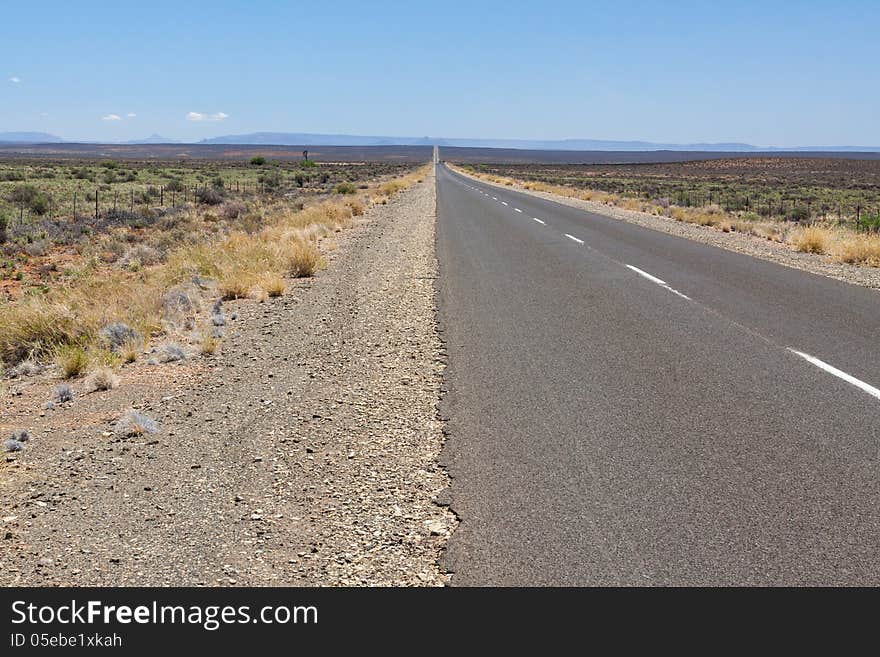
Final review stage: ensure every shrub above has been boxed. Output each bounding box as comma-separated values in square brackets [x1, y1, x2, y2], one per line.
[158, 343, 186, 362]
[250, 156, 266, 166]
[788, 206, 810, 223]
[114, 410, 159, 437]
[99, 322, 142, 352]
[195, 187, 224, 205]
[53, 383, 74, 403]
[3, 438, 23, 452]
[335, 182, 357, 194]
[87, 367, 120, 391]
[7, 360, 44, 378]
[219, 201, 246, 220]
[7, 185, 50, 216]
[11, 429, 29, 443]
[56, 344, 90, 379]
[119, 244, 162, 269]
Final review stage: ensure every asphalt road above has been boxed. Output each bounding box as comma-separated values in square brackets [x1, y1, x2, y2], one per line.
[435, 163, 880, 585]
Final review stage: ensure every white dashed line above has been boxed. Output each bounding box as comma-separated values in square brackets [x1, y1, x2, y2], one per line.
[492, 196, 498, 200]
[625, 264, 692, 300]
[787, 349, 880, 401]
[514, 208, 523, 213]
[533, 218, 545, 225]
[564, 234, 584, 244]
[501, 201, 508, 206]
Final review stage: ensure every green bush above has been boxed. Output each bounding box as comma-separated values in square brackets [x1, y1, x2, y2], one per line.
[787, 206, 810, 223]
[859, 212, 880, 232]
[301, 159, 317, 168]
[7, 185, 51, 216]
[250, 156, 266, 166]
[335, 182, 357, 194]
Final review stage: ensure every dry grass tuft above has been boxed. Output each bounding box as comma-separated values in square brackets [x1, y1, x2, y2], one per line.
[200, 334, 219, 356]
[261, 273, 286, 297]
[290, 240, 323, 278]
[56, 344, 90, 379]
[791, 226, 832, 254]
[832, 234, 880, 265]
[120, 338, 140, 364]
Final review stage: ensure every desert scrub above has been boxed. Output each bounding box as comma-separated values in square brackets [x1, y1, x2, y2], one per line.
[114, 410, 159, 437]
[87, 366, 120, 391]
[53, 383, 74, 403]
[0, 164, 428, 371]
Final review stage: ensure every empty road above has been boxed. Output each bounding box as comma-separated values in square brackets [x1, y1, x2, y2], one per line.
[435, 163, 880, 585]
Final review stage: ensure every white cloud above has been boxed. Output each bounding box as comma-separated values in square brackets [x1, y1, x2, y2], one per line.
[186, 111, 229, 122]
[127, 112, 137, 118]
[102, 114, 122, 121]
[9, 76, 20, 83]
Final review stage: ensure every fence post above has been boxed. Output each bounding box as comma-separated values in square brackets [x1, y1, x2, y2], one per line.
[856, 204, 861, 230]
[130, 190, 134, 213]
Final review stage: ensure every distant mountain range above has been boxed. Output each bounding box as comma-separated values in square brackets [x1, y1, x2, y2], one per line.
[0, 131, 65, 143]
[1, 130, 878, 152]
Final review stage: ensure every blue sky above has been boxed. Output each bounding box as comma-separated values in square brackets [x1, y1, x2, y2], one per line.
[1, 0, 877, 146]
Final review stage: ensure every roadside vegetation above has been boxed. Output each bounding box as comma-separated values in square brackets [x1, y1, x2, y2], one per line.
[0, 158, 429, 389]
[457, 158, 880, 267]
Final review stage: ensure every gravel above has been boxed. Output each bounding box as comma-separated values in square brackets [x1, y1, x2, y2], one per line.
[0, 170, 453, 586]
[460, 170, 880, 290]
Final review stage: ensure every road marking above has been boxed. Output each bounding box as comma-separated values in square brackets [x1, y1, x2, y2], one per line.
[564, 233, 584, 244]
[514, 208, 523, 213]
[533, 218, 545, 224]
[787, 349, 880, 401]
[501, 201, 508, 206]
[625, 264, 692, 300]
[492, 196, 498, 200]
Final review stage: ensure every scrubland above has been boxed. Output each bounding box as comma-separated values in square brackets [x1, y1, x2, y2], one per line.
[0, 159, 429, 398]
[459, 159, 880, 267]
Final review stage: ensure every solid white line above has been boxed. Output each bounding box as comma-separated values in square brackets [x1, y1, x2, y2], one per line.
[514, 208, 523, 213]
[564, 233, 584, 244]
[533, 217, 545, 224]
[625, 264, 692, 301]
[787, 349, 880, 401]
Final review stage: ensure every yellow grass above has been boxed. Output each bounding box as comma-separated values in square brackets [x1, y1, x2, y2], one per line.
[790, 226, 832, 254]
[832, 233, 880, 265]
[200, 334, 219, 356]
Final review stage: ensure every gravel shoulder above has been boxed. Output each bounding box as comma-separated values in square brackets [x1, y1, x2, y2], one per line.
[0, 170, 453, 586]
[454, 168, 880, 290]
